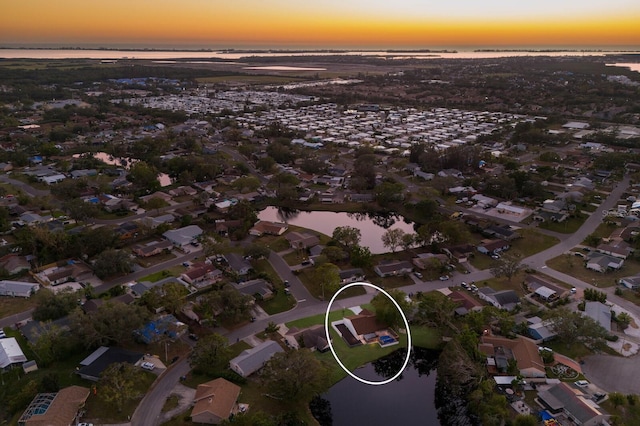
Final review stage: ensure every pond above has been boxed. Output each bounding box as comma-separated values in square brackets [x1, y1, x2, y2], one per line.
[257, 207, 415, 254]
[316, 347, 441, 426]
[73, 152, 173, 187]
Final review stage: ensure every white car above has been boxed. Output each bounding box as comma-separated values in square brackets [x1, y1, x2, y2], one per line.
[575, 380, 590, 388]
[141, 362, 155, 371]
[439, 275, 449, 281]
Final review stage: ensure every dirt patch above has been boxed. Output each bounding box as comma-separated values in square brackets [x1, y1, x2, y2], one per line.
[629, 318, 639, 329]
[623, 343, 632, 352]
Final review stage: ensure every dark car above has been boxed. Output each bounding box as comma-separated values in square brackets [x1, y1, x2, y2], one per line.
[283, 280, 290, 287]
[188, 333, 199, 341]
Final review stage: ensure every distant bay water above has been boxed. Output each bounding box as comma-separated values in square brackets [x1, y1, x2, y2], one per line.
[1, 48, 639, 61]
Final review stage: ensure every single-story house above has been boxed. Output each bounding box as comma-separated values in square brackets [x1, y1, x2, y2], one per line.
[163, 225, 203, 247]
[373, 260, 413, 278]
[229, 340, 284, 378]
[0, 337, 27, 370]
[442, 244, 475, 263]
[478, 287, 520, 311]
[479, 335, 545, 378]
[339, 268, 365, 285]
[477, 239, 510, 255]
[0, 280, 39, 298]
[448, 290, 484, 314]
[583, 301, 611, 332]
[533, 210, 569, 223]
[77, 346, 144, 381]
[620, 275, 640, 289]
[139, 191, 172, 204]
[343, 309, 390, 344]
[140, 213, 176, 229]
[82, 293, 135, 314]
[495, 202, 527, 217]
[249, 220, 288, 236]
[285, 232, 320, 250]
[21, 316, 72, 345]
[190, 378, 242, 424]
[596, 241, 633, 259]
[225, 253, 252, 276]
[132, 240, 173, 257]
[233, 279, 273, 300]
[524, 275, 568, 298]
[534, 286, 557, 301]
[134, 314, 187, 344]
[18, 386, 90, 426]
[114, 221, 139, 240]
[284, 324, 331, 352]
[538, 382, 607, 426]
[181, 263, 222, 287]
[482, 225, 520, 241]
[526, 316, 557, 342]
[585, 253, 624, 273]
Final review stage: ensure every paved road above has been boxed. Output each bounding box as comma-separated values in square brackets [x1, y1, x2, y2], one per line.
[581, 354, 640, 394]
[0, 174, 51, 198]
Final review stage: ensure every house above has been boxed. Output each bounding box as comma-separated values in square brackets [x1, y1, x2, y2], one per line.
[448, 290, 484, 314]
[373, 260, 413, 277]
[524, 275, 568, 298]
[343, 309, 389, 344]
[526, 316, 557, 342]
[477, 239, 510, 255]
[495, 202, 527, 217]
[0, 337, 27, 369]
[139, 191, 172, 204]
[140, 213, 175, 229]
[133, 240, 173, 257]
[163, 225, 203, 247]
[77, 346, 144, 381]
[18, 385, 90, 426]
[21, 316, 72, 345]
[479, 335, 545, 378]
[0, 280, 39, 298]
[229, 340, 284, 377]
[285, 231, 320, 250]
[82, 293, 135, 314]
[181, 263, 222, 287]
[619, 275, 640, 290]
[135, 314, 187, 344]
[249, 220, 288, 236]
[533, 210, 569, 223]
[442, 244, 475, 263]
[168, 185, 197, 197]
[584, 301, 611, 332]
[225, 253, 252, 276]
[214, 219, 244, 236]
[338, 268, 365, 285]
[284, 324, 331, 352]
[538, 382, 607, 426]
[585, 252, 624, 273]
[190, 378, 242, 425]
[233, 279, 273, 300]
[596, 240, 632, 259]
[115, 221, 139, 240]
[477, 287, 520, 311]
[482, 225, 520, 241]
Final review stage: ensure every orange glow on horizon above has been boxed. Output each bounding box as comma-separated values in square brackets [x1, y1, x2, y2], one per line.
[1, 1, 639, 48]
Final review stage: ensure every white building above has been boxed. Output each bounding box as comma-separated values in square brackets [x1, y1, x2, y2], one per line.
[0, 337, 27, 369]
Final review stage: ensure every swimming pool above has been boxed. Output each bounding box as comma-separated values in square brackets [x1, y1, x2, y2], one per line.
[379, 335, 396, 345]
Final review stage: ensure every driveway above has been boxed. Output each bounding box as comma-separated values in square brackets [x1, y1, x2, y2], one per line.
[582, 354, 640, 394]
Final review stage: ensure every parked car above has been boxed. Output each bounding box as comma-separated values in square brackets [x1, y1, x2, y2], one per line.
[141, 362, 155, 371]
[491, 254, 501, 260]
[439, 275, 449, 281]
[470, 284, 479, 292]
[575, 380, 590, 388]
[283, 280, 290, 287]
[461, 282, 469, 289]
[414, 271, 423, 279]
[188, 333, 199, 341]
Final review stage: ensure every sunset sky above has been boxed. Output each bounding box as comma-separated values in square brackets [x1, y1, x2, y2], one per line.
[2, 0, 640, 49]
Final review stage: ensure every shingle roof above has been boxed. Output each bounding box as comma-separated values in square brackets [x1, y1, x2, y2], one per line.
[191, 378, 240, 421]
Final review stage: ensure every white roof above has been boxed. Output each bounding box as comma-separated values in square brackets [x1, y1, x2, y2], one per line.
[535, 286, 557, 299]
[0, 337, 27, 368]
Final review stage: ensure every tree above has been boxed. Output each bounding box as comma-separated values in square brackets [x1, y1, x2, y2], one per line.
[374, 181, 405, 207]
[92, 249, 133, 279]
[414, 291, 459, 333]
[63, 198, 100, 223]
[401, 233, 416, 252]
[30, 322, 78, 367]
[321, 246, 347, 263]
[202, 285, 253, 324]
[70, 301, 148, 348]
[99, 362, 144, 412]
[371, 289, 411, 329]
[260, 349, 331, 400]
[545, 308, 609, 350]
[616, 312, 632, 330]
[490, 255, 524, 282]
[609, 392, 626, 408]
[332, 226, 361, 251]
[349, 245, 373, 268]
[156, 281, 189, 315]
[244, 243, 270, 260]
[313, 263, 340, 300]
[128, 161, 160, 193]
[381, 228, 405, 253]
[189, 333, 232, 375]
[32, 288, 80, 322]
[232, 175, 261, 193]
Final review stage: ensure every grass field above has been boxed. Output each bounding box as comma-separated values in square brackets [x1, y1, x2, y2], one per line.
[546, 254, 640, 288]
[539, 216, 586, 234]
[258, 290, 296, 315]
[0, 296, 37, 319]
[509, 229, 559, 257]
[138, 268, 180, 283]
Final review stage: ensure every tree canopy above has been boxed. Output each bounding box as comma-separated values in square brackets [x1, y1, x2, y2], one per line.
[260, 349, 331, 400]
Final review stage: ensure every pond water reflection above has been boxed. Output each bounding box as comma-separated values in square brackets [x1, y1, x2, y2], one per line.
[318, 347, 440, 426]
[73, 152, 173, 187]
[257, 207, 415, 254]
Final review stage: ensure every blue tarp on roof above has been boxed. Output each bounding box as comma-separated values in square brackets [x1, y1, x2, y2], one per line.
[540, 410, 554, 421]
[135, 314, 182, 344]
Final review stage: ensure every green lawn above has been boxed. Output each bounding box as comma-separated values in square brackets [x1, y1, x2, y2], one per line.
[546, 254, 640, 288]
[138, 269, 179, 283]
[0, 295, 38, 319]
[585, 222, 619, 244]
[286, 309, 356, 329]
[509, 229, 559, 257]
[469, 253, 498, 271]
[539, 216, 586, 234]
[296, 269, 366, 300]
[615, 287, 640, 307]
[258, 291, 296, 315]
[283, 250, 307, 266]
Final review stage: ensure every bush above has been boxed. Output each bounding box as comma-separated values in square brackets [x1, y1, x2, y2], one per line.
[606, 334, 619, 342]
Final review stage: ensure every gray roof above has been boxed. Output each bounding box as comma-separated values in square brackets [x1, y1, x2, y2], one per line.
[163, 225, 203, 245]
[584, 301, 611, 332]
[543, 383, 601, 424]
[230, 340, 283, 377]
[225, 253, 251, 274]
[0, 280, 40, 298]
[233, 279, 272, 298]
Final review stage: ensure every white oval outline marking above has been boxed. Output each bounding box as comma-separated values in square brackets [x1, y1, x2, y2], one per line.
[324, 281, 412, 386]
